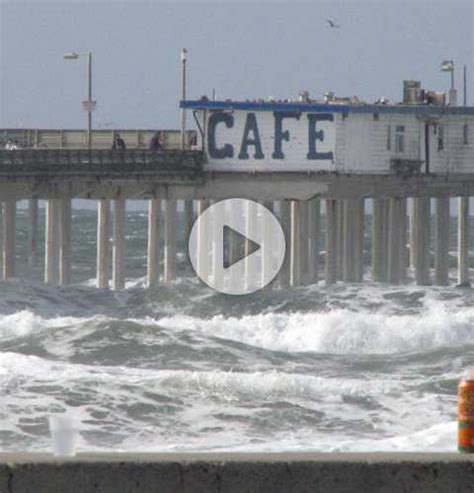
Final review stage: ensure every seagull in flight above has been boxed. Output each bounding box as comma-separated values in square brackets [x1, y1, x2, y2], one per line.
[326, 19, 340, 28]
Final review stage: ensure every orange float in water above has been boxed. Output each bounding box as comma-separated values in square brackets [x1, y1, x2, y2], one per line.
[458, 371, 474, 453]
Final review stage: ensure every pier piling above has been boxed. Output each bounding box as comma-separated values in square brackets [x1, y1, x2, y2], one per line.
[372, 199, 385, 282]
[414, 197, 431, 286]
[435, 197, 450, 286]
[382, 199, 390, 281]
[183, 200, 194, 269]
[336, 200, 344, 281]
[299, 200, 310, 285]
[213, 200, 223, 288]
[59, 198, 72, 285]
[458, 196, 470, 286]
[355, 199, 365, 282]
[195, 200, 210, 283]
[399, 198, 408, 283]
[290, 200, 302, 287]
[342, 199, 355, 282]
[307, 199, 320, 284]
[342, 198, 364, 283]
[325, 199, 338, 285]
[96, 199, 110, 289]
[262, 201, 275, 288]
[44, 199, 60, 284]
[163, 198, 177, 282]
[388, 197, 402, 284]
[2, 200, 15, 279]
[409, 198, 417, 271]
[278, 200, 291, 288]
[112, 199, 125, 291]
[184, 200, 194, 246]
[146, 199, 161, 288]
[27, 199, 38, 268]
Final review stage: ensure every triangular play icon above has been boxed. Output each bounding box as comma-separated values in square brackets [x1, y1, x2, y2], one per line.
[223, 225, 260, 269]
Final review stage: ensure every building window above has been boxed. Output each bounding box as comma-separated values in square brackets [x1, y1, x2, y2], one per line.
[386, 125, 391, 150]
[395, 125, 405, 153]
[438, 125, 444, 151]
[463, 124, 469, 145]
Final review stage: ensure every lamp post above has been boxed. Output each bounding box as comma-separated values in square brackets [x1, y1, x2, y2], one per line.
[463, 64, 467, 107]
[440, 59, 455, 90]
[64, 51, 93, 149]
[181, 48, 187, 150]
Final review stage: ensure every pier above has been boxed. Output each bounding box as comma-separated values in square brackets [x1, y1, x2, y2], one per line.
[1, 93, 473, 291]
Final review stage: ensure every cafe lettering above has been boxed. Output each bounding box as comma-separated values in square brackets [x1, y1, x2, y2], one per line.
[207, 111, 334, 161]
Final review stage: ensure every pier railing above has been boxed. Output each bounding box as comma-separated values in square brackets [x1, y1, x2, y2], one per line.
[0, 149, 204, 176]
[0, 129, 197, 150]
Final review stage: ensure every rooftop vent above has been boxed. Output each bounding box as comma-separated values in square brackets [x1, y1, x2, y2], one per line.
[299, 90, 310, 102]
[425, 91, 446, 106]
[403, 80, 422, 104]
[324, 91, 335, 103]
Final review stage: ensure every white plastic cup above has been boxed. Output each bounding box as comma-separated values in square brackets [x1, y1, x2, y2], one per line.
[48, 415, 78, 457]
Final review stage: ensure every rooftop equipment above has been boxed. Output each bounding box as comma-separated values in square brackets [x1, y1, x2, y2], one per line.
[403, 80, 423, 104]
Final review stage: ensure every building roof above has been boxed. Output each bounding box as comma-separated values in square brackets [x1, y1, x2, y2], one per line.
[181, 100, 474, 116]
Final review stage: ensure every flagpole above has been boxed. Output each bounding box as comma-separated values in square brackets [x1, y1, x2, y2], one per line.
[180, 48, 187, 150]
[463, 65, 467, 106]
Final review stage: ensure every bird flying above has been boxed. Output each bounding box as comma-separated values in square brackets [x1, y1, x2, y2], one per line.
[326, 19, 340, 28]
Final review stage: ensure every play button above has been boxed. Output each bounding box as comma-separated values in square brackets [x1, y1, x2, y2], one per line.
[188, 199, 286, 295]
[223, 225, 260, 268]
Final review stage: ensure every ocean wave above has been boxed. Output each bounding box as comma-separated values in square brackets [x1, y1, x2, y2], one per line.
[154, 302, 474, 354]
[2, 295, 474, 356]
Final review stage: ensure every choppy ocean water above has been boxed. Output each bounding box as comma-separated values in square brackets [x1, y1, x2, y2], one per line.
[1, 206, 473, 453]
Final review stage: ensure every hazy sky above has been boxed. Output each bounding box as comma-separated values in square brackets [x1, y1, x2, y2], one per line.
[1, 0, 472, 130]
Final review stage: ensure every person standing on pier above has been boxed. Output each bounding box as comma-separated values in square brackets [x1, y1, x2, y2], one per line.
[5, 138, 18, 150]
[112, 133, 126, 150]
[149, 131, 163, 150]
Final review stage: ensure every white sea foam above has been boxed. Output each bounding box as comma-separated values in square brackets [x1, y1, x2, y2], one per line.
[0, 293, 462, 454]
[0, 351, 395, 396]
[153, 302, 474, 354]
[0, 311, 92, 340]
[0, 351, 457, 452]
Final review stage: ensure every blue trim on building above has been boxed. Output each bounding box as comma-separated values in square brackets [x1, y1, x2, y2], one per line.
[181, 100, 474, 116]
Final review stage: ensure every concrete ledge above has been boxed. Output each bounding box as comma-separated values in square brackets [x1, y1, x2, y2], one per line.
[0, 452, 473, 493]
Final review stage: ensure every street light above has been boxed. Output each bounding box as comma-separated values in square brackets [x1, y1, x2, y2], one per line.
[440, 59, 460, 106]
[463, 64, 467, 107]
[63, 51, 94, 149]
[63, 52, 79, 60]
[180, 48, 187, 150]
[440, 59, 455, 90]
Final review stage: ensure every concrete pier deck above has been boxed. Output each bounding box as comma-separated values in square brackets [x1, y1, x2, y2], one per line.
[0, 452, 473, 493]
